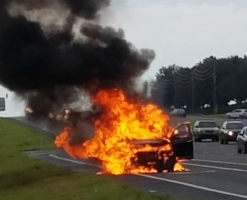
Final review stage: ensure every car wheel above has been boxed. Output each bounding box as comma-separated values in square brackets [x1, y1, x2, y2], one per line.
[243, 144, 247, 154]
[220, 135, 224, 144]
[225, 140, 228, 144]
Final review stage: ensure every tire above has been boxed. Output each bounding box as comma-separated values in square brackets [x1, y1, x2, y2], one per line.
[157, 166, 166, 173]
[225, 140, 228, 144]
[220, 135, 224, 144]
[243, 144, 247, 154]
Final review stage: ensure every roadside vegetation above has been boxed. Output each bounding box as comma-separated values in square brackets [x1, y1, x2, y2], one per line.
[205, 114, 226, 119]
[0, 118, 171, 200]
[151, 56, 247, 115]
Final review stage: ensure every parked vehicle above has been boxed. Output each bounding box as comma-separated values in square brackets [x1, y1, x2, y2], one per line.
[170, 109, 187, 118]
[193, 120, 219, 142]
[237, 127, 247, 154]
[226, 109, 247, 119]
[220, 121, 244, 144]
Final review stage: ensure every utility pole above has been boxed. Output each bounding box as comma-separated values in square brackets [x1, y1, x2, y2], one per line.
[213, 65, 218, 114]
[191, 70, 195, 114]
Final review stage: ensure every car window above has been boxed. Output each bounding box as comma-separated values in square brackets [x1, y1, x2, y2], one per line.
[198, 121, 217, 128]
[233, 110, 241, 113]
[226, 123, 244, 130]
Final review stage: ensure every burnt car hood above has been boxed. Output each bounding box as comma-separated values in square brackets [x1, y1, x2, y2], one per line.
[130, 139, 170, 147]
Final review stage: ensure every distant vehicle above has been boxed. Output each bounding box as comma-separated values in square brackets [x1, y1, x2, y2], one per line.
[226, 109, 247, 119]
[170, 109, 187, 118]
[193, 120, 219, 142]
[220, 121, 244, 144]
[237, 127, 247, 153]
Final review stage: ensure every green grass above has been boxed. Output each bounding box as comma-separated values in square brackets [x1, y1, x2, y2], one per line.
[205, 114, 226, 119]
[0, 118, 172, 200]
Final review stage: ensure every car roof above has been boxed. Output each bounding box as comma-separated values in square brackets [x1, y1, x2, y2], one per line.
[225, 120, 244, 124]
[196, 119, 215, 122]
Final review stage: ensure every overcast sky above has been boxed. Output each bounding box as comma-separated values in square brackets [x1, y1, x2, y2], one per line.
[106, 0, 247, 80]
[2, 0, 247, 116]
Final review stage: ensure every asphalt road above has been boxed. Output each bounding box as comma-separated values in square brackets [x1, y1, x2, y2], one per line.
[15, 117, 247, 200]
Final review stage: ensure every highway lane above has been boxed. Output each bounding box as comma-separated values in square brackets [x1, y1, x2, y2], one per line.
[15, 117, 247, 200]
[25, 138, 247, 200]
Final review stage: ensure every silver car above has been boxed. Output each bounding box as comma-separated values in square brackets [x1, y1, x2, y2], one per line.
[193, 120, 219, 142]
[237, 126, 247, 153]
[226, 109, 247, 119]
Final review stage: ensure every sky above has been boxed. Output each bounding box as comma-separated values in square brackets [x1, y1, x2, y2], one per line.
[106, 0, 247, 80]
[2, 0, 247, 116]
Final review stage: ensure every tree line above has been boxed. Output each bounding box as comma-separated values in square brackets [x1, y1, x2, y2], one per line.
[151, 56, 247, 114]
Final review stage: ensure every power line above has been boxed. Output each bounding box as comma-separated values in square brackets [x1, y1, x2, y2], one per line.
[194, 67, 214, 74]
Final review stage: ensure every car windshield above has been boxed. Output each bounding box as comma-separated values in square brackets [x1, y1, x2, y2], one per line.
[226, 123, 244, 130]
[198, 121, 217, 127]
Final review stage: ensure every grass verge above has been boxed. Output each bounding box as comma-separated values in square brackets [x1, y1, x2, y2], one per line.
[205, 114, 226, 119]
[0, 118, 171, 200]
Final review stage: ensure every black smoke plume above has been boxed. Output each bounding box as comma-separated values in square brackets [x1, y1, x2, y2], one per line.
[0, 0, 155, 131]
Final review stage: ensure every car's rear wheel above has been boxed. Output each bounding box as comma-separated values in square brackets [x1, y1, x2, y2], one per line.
[237, 143, 242, 153]
[242, 144, 247, 154]
[220, 135, 224, 144]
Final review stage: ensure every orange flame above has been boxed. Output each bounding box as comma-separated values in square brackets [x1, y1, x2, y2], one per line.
[55, 89, 183, 175]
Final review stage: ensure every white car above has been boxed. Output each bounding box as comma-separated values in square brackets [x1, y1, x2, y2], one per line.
[170, 109, 187, 118]
[226, 109, 247, 119]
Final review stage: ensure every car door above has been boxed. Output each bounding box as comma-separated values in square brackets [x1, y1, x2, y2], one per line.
[172, 123, 193, 160]
[233, 110, 241, 118]
[238, 128, 245, 148]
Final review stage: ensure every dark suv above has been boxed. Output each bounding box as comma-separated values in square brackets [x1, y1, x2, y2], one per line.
[220, 121, 244, 144]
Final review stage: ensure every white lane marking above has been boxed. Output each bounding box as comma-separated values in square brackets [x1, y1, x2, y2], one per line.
[50, 154, 247, 198]
[49, 154, 102, 169]
[191, 159, 247, 166]
[169, 170, 215, 175]
[50, 154, 215, 175]
[136, 174, 247, 199]
[184, 163, 247, 173]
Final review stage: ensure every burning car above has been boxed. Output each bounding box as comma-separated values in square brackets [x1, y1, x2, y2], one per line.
[129, 123, 193, 173]
[55, 89, 194, 175]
